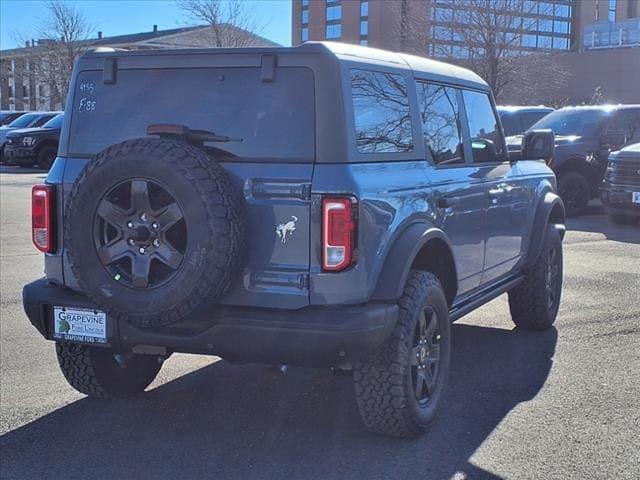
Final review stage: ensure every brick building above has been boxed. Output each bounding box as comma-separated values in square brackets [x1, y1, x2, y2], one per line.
[292, 0, 640, 103]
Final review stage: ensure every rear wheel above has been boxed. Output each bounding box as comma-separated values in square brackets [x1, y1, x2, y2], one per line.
[353, 271, 451, 437]
[56, 342, 162, 398]
[558, 172, 590, 217]
[37, 145, 57, 169]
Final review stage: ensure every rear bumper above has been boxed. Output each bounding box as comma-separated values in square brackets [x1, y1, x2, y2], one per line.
[23, 279, 398, 367]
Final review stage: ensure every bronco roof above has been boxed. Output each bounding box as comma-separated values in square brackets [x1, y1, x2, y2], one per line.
[82, 41, 489, 91]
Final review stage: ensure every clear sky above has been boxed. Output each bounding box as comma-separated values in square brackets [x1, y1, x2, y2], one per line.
[0, 0, 292, 50]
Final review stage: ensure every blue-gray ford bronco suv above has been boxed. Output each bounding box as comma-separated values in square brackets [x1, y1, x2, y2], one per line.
[23, 42, 565, 437]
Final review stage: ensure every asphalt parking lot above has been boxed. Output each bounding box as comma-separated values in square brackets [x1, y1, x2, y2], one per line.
[1, 165, 639, 480]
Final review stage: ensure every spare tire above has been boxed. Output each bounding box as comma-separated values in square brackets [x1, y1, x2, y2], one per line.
[65, 138, 246, 328]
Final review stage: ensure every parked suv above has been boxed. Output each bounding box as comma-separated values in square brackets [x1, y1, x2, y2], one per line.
[0, 111, 59, 162]
[0, 110, 28, 126]
[497, 105, 554, 136]
[601, 143, 640, 224]
[3, 113, 63, 169]
[22, 43, 565, 437]
[509, 105, 640, 216]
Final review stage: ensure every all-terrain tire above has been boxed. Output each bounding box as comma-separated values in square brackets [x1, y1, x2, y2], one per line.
[353, 271, 451, 437]
[558, 171, 590, 217]
[508, 225, 563, 330]
[36, 144, 57, 169]
[65, 138, 246, 328]
[56, 342, 162, 398]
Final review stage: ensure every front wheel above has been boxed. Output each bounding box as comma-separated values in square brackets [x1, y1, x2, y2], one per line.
[558, 172, 590, 217]
[508, 225, 563, 330]
[36, 145, 57, 169]
[56, 342, 162, 398]
[353, 271, 451, 437]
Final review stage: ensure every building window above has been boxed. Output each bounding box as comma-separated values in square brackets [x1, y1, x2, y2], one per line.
[8, 86, 14, 98]
[360, 20, 368, 36]
[38, 84, 46, 97]
[326, 23, 342, 39]
[301, 27, 308, 42]
[433, 7, 453, 22]
[538, 35, 553, 48]
[301, 0, 309, 6]
[608, 0, 617, 22]
[326, 5, 342, 21]
[350, 69, 413, 154]
[361, 0, 368, 17]
[22, 84, 29, 97]
[553, 37, 569, 49]
[301, 9, 309, 25]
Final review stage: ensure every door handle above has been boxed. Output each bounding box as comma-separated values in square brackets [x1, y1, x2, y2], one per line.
[437, 196, 460, 208]
[487, 188, 504, 197]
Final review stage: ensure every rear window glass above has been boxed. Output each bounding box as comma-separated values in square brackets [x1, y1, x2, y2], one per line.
[69, 67, 315, 161]
[350, 69, 413, 154]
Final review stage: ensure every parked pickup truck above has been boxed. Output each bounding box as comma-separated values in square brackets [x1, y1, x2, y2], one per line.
[22, 42, 565, 438]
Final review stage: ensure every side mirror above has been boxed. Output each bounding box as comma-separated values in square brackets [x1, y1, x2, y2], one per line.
[522, 129, 554, 162]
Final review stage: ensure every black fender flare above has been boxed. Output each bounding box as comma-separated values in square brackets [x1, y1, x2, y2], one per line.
[372, 222, 457, 302]
[523, 191, 565, 268]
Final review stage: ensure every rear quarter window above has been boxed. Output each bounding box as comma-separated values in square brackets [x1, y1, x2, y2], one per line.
[350, 69, 413, 154]
[69, 67, 315, 161]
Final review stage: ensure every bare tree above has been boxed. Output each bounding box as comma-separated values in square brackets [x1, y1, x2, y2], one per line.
[14, 1, 93, 109]
[177, 0, 265, 47]
[396, 0, 568, 102]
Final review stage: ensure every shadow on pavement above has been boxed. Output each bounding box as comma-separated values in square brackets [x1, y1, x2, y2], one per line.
[567, 202, 639, 244]
[0, 324, 557, 480]
[0, 165, 47, 175]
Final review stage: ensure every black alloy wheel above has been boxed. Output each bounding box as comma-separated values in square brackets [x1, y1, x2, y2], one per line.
[411, 306, 442, 405]
[93, 178, 187, 289]
[546, 245, 560, 310]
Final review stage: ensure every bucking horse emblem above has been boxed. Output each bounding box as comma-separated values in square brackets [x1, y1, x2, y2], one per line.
[276, 216, 298, 244]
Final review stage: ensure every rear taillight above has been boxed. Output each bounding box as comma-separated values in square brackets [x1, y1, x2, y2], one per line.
[32, 185, 54, 253]
[322, 197, 356, 271]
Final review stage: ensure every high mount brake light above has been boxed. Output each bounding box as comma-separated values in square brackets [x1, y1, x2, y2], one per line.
[322, 197, 356, 271]
[32, 185, 54, 253]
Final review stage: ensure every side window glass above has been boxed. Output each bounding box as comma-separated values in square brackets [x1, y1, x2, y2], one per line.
[33, 116, 52, 127]
[415, 82, 464, 165]
[462, 90, 506, 164]
[350, 69, 413, 154]
[620, 111, 640, 142]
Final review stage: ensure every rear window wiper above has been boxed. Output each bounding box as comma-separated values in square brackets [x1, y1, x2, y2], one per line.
[147, 124, 242, 145]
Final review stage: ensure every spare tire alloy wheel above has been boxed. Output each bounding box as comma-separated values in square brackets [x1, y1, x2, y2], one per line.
[94, 179, 186, 289]
[65, 138, 246, 327]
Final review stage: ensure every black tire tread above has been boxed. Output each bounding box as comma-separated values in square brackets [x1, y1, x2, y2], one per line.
[56, 342, 161, 399]
[354, 271, 445, 437]
[508, 225, 562, 330]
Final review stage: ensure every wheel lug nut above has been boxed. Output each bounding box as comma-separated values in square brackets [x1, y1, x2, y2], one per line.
[152, 222, 159, 230]
[139, 247, 145, 254]
[153, 239, 160, 247]
[128, 238, 134, 246]
[127, 221, 133, 228]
